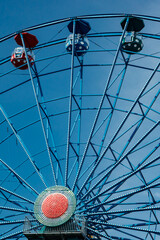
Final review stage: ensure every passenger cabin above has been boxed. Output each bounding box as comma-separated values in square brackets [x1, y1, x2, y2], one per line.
[11, 47, 34, 70]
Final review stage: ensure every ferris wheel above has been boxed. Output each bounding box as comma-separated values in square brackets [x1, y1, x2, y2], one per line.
[0, 13, 160, 240]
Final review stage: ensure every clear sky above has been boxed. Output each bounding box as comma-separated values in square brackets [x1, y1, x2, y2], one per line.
[0, 0, 160, 37]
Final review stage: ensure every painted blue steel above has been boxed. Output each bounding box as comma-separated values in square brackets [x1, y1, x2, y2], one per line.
[77, 60, 83, 157]
[72, 16, 130, 192]
[91, 67, 131, 141]
[77, 142, 160, 210]
[3, 43, 160, 71]
[0, 158, 39, 196]
[88, 219, 160, 235]
[77, 180, 160, 214]
[97, 60, 129, 157]
[0, 219, 35, 225]
[0, 13, 160, 44]
[1, 108, 129, 144]
[0, 206, 34, 213]
[0, 96, 70, 129]
[1, 224, 40, 240]
[1, 59, 160, 102]
[1, 14, 160, 239]
[0, 105, 47, 188]
[92, 63, 129, 194]
[100, 62, 160, 183]
[33, 64, 64, 184]
[77, 119, 160, 203]
[76, 62, 160, 199]
[20, 33, 57, 186]
[1, 13, 160, 41]
[67, 65, 84, 183]
[86, 206, 160, 216]
[75, 127, 159, 221]
[65, 19, 76, 187]
[90, 68, 160, 199]
[0, 107, 155, 152]
[0, 186, 35, 205]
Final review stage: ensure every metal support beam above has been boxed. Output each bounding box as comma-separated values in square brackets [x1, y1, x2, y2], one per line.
[65, 19, 76, 186]
[20, 33, 57, 185]
[72, 16, 130, 192]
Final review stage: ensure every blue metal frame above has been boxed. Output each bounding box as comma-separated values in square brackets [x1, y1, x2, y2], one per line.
[1, 14, 160, 239]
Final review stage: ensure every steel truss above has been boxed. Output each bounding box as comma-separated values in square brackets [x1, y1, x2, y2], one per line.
[0, 14, 160, 239]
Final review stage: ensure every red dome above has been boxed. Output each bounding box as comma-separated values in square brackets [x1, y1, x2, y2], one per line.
[41, 193, 68, 219]
[14, 32, 38, 48]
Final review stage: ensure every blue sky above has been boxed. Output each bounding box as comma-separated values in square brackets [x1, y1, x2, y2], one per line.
[0, 0, 160, 36]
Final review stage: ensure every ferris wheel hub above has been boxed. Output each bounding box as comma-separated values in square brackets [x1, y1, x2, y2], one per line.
[34, 185, 76, 227]
[41, 192, 69, 218]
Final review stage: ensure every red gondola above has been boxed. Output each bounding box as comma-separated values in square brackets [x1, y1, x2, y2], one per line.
[11, 32, 38, 70]
[11, 47, 34, 70]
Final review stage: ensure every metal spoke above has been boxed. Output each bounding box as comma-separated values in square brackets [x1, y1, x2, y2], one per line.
[0, 105, 47, 188]
[20, 33, 57, 185]
[72, 16, 130, 192]
[1, 13, 160, 239]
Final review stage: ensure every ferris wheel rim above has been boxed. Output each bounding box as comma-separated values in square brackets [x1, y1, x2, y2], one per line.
[1, 13, 160, 240]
